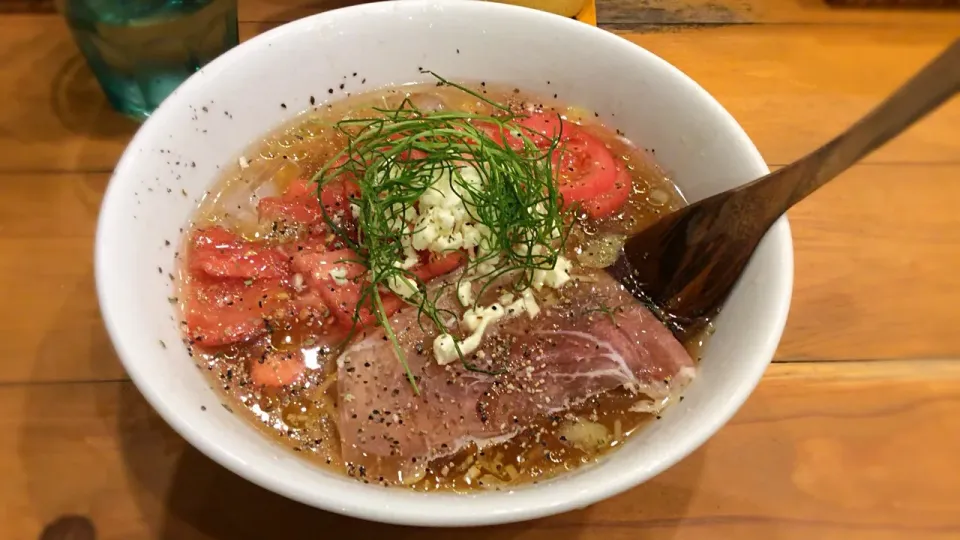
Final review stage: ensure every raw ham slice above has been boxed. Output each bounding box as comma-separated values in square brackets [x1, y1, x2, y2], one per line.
[336, 270, 696, 482]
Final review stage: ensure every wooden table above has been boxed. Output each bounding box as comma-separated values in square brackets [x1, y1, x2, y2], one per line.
[2, 0, 959, 538]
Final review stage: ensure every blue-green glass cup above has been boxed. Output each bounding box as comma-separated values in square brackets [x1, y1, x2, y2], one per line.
[56, 0, 239, 121]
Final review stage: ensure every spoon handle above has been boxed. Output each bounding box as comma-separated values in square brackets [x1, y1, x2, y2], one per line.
[749, 38, 960, 212]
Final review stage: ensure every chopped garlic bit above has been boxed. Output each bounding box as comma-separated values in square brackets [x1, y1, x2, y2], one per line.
[532, 254, 572, 290]
[457, 280, 474, 307]
[521, 289, 540, 319]
[412, 167, 491, 255]
[433, 291, 542, 365]
[386, 274, 419, 300]
[328, 266, 348, 286]
[433, 334, 460, 365]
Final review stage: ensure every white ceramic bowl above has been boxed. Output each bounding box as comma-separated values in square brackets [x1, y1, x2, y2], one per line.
[96, 0, 792, 527]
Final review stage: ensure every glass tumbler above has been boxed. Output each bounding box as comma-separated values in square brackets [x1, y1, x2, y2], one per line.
[56, 0, 239, 121]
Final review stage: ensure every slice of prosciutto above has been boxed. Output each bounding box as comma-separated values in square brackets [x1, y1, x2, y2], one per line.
[336, 270, 696, 483]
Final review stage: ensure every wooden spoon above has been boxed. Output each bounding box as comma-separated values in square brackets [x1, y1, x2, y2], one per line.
[608, 38, 960, 337]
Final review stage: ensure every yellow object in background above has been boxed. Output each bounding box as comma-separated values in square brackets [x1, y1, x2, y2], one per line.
[489, 0, 592, 19]
[574, 0, 596, 25]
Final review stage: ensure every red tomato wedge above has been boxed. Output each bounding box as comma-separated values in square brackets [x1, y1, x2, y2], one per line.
[318, 177, 361, 214]
[473, 121, 525, 151]
[258, 181, 323, 225]
[292, 249, 366, 285]
[298, 250, 464, 330]
[314, 280, 404, 329]
[480, 114, 619, 210]
[581, 160, 633, 219]
[516, 114, 573, 146]
[188, 227, 290, 280]
[249, 350, 305, 388]
[414, 251, 468, 282]
[184, 275, 292, 346]
[258, 171, 360, 226]
[551, 129, 617, 206]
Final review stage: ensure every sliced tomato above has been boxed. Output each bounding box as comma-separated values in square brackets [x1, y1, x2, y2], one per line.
[292, 248, 366, 285]
[258, 169, 360, 227]
[282, 177, 315, 198]
[292, 290, 332, 321]
[188, 227, 290, 280]
[581, 160, 633, 219]
[249, 350, 304, 388]
[184, 275, 292, 346]
[258, 190, 323, 224]
[516, 113, 573, 147]
[413, 251, 467, 282]
[551, 129, 617, 207]
[481, 113, 618, 208]
[473, 121, 525, 151]
[318, 177, 360, 213]
[314, 280, 404, 329]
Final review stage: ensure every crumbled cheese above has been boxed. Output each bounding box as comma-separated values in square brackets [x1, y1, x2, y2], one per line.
[521, 289, 540, 319]
[457, 280, 474, 307]
[435, 303, 503, 365]
[238, 156, 250, 169]
[531, 254, 573, 290]
[292, 273, 305, 292]
[463, 303, 506, 332]
[412, 167, 491, 255]
[433, 334, 460, 365]
[386, 274, 419, 300]
[328, 266, 348, 286]
[434, 291, 541, 365]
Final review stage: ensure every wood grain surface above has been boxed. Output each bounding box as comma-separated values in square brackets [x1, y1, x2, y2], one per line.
[4, 17, 959, 175]
[1, 0, 958, 538]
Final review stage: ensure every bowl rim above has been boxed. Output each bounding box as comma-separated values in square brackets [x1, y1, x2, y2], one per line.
[96, 0, 793, 527]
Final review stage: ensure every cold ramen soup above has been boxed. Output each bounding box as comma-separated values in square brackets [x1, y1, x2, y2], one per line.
[175, 77, 698, 491]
